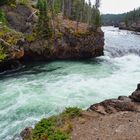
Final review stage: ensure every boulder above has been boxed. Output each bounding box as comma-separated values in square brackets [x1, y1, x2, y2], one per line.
[89, 99, 136, 114]
[20, 127, 33, 140]
[130, 84, 140, 102]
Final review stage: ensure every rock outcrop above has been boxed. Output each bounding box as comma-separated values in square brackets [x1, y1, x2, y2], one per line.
[88, 84, 140, 114]
[1, 4, 37, 33]
[0, 4, 104, 73]
[23, 29, 104, 61]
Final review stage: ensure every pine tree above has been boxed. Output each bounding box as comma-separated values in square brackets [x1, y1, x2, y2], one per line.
[95, 10, 101, 28]
[37, 0, 52, 39]
[0, 10, 6, 25]
[94, 0, 101, 29]
[125, 14, 128, 27]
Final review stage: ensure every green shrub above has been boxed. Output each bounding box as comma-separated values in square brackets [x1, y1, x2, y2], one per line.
[0, 10, 6, 25]
[18, 0, 28, 5]
[32, 107, 81, 140]
[32, 118, 69, 140]
[25, 34, 35, 42]
[0, 45, 6, 62]
[62, 107, 82, 119]
[48, 131, 69, 140]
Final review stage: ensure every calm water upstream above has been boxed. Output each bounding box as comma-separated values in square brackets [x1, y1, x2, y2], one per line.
[0, 27, 140, 139]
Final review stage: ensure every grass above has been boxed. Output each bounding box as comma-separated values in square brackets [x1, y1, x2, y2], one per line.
[29, 107, 82, 140]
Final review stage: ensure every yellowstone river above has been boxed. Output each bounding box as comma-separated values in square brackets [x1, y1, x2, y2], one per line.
[0, 27, 140, 139]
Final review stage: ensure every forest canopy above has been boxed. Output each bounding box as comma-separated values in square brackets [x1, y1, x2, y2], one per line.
[102, 7, 140, 26]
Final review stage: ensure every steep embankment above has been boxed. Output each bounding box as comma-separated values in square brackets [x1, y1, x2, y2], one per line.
[0, 4, 104, 73]
[20, 84, 140, 140]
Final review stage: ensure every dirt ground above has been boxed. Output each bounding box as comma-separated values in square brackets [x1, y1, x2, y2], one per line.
[71, 110, 140, 140]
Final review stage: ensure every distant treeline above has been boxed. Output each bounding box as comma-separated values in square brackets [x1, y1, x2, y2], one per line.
[125, 7, 140, 26]
[102, 7, 140, 26]
[46, 0, 101, 27]
[101, 14, 125, 26]
[0, 0, 102, 29]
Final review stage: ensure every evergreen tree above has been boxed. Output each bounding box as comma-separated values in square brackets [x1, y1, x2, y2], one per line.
[37, 0, 52, 38]
[125, 14, 128, 27]
[95, 10, 101, 28]
[94, 0, 101, 28]
[0, 10, 6, 25]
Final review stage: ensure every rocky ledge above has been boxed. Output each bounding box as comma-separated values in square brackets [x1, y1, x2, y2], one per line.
[19, 84, 140, 140]
[0, 4, 104, 73]
[88, 84, 140, 114]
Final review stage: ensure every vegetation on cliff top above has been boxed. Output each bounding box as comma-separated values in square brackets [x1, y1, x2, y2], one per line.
[35, 0, 102, 39]
[0, 0, 103, 62]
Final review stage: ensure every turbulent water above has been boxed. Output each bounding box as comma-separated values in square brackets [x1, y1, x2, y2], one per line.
[0, 27, 140, 139]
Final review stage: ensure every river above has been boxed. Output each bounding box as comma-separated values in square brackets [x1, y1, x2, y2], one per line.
[0, 27, 140, 139]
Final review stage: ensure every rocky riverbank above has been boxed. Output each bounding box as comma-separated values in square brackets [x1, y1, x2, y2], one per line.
[19, 84, 140, 140]
[119, 25, 140, 32]
[0, 3, 104, 73]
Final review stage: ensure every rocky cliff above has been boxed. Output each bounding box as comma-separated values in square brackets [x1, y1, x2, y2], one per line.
[0, 4, 104, 73]
[23, 27, 104, 61]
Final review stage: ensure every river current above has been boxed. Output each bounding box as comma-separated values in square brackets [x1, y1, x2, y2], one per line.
[0, 27, 140, 139]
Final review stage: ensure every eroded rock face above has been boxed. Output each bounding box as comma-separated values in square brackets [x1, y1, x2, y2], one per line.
[23, 30, 104, 61]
